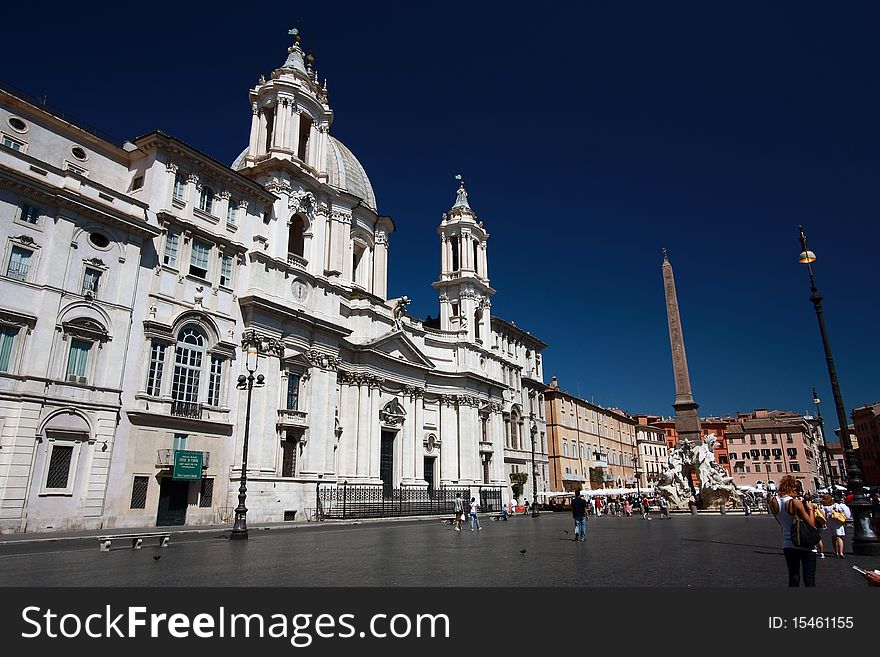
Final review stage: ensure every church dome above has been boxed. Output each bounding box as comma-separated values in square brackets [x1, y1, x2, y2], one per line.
[326, 136, 376, 212]
[230, 135, 377, 212]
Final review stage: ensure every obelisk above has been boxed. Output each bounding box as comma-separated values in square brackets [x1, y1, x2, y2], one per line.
[661, 250, 702, 444]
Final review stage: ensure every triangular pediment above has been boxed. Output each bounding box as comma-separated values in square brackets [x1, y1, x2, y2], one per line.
[357, 331, 435, 369]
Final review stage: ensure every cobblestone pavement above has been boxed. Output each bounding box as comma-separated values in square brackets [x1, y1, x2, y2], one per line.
[1, 513, 877, 587]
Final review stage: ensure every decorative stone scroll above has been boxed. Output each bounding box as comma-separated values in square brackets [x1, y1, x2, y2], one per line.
[379, 398, 407, 426]
[289, 190, 316, 215]
[241, 329, 285, 359]
[304, 349, 343, 371]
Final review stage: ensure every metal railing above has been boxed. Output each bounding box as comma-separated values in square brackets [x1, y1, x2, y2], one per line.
[170, 400, 203, 419]
[317, 484, 503, 520]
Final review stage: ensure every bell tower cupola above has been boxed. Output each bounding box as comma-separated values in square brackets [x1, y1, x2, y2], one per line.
[432, 179, 495, 343]
[243, 28, 333, 179]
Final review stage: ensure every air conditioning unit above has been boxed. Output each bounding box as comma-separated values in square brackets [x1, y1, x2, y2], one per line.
[67, 374, 78, 383]
[78, 376, 88, 384]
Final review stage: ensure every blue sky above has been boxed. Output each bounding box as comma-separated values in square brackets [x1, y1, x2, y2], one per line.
[5, 2, 878, 429]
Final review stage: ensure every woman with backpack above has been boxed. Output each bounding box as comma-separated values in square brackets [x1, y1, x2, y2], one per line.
[824, 495, 852, 559]
[769, 476, 818, 587]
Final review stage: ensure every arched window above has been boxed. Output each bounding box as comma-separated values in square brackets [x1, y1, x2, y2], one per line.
[288, 215, 305, 258]
[199, 186, 214, 215]
[172, 326, 205, 408]
[473, 239, 479, 275]
[563, 441, 568, 457]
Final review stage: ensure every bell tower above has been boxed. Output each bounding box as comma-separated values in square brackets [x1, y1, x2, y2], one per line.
[432, 181, 495, 343]
[243, 28, 333, 178]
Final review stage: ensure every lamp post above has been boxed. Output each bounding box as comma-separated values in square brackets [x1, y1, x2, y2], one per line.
[798, 226, 879, 555]
[812, 387, 834, 490]
[529, 413, 539, 517]
[230, 334, 265, 540]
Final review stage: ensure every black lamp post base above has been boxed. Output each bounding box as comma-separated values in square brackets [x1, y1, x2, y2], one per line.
[229, 529, 249, 541]
[851, 502, 880, 556]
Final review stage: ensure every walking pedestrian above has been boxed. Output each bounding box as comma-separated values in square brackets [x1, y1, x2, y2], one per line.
[824, 495, 852, 559]
[769, 475, 818, 587]
[469, 497, 482, 531]
[572, 489, 588, 541]
[594, 496, 602, 517]
[453, 493, 463, 531]
[523, 498, 529, 515]
[810, 494, 827, 558]
[742, 496, 752, 516]
[659, 496, 670, 519]
[624, 499, 632, 517]
[642, 495, 651, 520]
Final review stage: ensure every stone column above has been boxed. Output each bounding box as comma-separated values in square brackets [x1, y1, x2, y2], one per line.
[356, 379, 370, 480]
[278, 98, 290, 151]
[440, 234, 448, 275]
[289, 108, 302, 156]
[368, 379, 382, 480]
[492, 407, 506, 483]
[414, 392, 425, 482]
[247, 103, 260, 160]
[439, 396, 457, 483]
[257, 111, 268, 156]
[373, 230, 388, 299]
[401, 390, 416, 484]
[315, 124, 328, 174]
[336, 377, 355, 479]
[480, 243, 488, 280]
[271, 102, 284, 149]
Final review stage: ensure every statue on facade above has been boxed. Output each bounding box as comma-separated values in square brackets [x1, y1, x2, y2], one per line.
[392, 296, 410, 328]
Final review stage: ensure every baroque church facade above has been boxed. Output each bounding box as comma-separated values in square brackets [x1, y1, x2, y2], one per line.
[0, 33, 547, 532]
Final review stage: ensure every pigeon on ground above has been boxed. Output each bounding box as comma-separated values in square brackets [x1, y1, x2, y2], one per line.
[153, 556, 162, 561]
[520, 549, 527, 555]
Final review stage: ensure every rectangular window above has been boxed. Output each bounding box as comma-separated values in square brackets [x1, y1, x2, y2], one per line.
[18, 203, 40, 224]
[199, 478, 214, 507]
[790, 462, 800, 472]
[220, 253, 233, 287]
[6, 246, 32, 281]
[130, 476, 149, 509]
[207, 355, 223, 406]
[81, 267, 102, 296]
[227, 201, 238, 225]
[45, 444, 74, 489]
[66, 339, 90, 382]
[2, 135, 24, 151]
[0, 326, 17, 372]
[189, 239, 211, 279]
[66, 162, 87, 176]
[163, 232, 179, 267]
[145, 340, 166, 396]
[199, 188, 214, 214]
[173, 173, 186, 201]
[281, 436, 299, 477]
[173, 434, 188, 452]
[287, 372, 301, 410]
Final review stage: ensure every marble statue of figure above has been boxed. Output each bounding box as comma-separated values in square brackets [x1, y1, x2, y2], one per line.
[392, 296, 411, 328]
[656, 433, 741, 510]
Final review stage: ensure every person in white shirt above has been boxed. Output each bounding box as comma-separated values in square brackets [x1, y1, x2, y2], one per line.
[469, 497, 482, 531]
[823, 496, 852, 558]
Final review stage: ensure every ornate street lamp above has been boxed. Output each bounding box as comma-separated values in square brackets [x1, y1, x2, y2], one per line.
[529, 413, 539, 517]
[230, 333, 265, 540]
[798, 227, 879, 555]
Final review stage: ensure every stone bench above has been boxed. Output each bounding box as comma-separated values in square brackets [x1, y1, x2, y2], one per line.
[97, 532, 171, 552]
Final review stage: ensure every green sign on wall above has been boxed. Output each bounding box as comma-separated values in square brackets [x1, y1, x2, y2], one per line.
[172, 450, 203, 480]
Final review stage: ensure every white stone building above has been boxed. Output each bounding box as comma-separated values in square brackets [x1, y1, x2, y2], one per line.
[0, 90, 160, 532]
[0, 32, 547, 532]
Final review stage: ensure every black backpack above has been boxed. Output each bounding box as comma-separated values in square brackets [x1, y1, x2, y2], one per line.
[785, 500, 822, 549]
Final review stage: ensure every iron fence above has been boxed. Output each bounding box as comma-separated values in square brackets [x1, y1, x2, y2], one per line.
[317, 484, 503, 520]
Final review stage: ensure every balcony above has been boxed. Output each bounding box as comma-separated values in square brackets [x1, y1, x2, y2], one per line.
[156, 448, 210, 468]
[287, 252, 307, 269]
[277, 408, 308, 428]
[171, 400, 203, 419]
